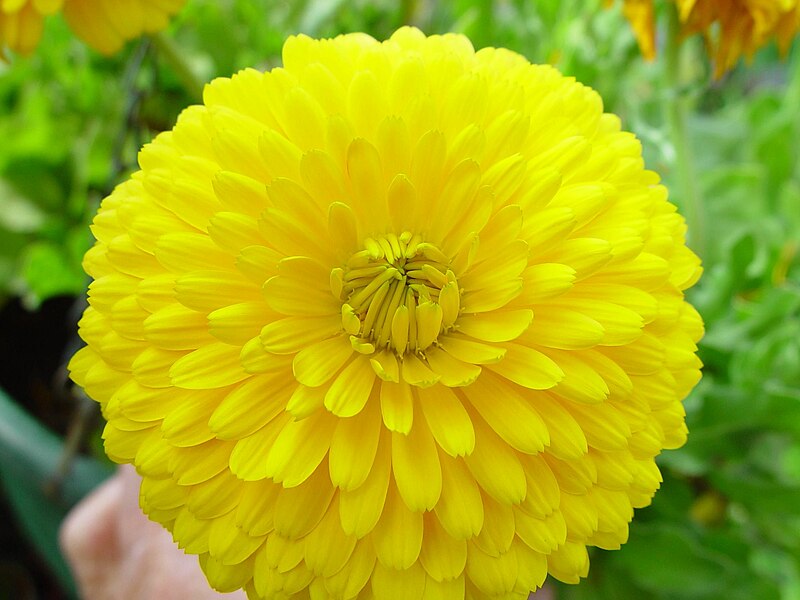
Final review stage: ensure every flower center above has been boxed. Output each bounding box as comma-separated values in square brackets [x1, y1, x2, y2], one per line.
[332, 233, 461, 356]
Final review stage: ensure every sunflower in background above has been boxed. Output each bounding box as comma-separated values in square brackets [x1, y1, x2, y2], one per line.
[0, 0, 185, 58]
[615, 0, 800, 77]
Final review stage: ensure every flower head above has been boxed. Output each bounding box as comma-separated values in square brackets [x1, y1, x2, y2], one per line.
[70, 27, 704, 598]
[1, 0, 184, 57]
[615, 0, 800, 77]
[1, 0, 56, 56]
[678, 0, 800, 77]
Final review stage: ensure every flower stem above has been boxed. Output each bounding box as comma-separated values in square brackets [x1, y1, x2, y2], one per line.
[151, 31, 205, 102]
[664, 6, 706, 259]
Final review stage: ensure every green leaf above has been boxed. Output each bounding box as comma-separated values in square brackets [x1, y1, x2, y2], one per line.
[21, 241, 86, 306]
[0, 388, 112, 597]
[614, 524, 734, 596]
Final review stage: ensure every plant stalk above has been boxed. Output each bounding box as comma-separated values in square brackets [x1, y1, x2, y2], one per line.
[151, 31, 205, 102]
[664, 6, 706, 259]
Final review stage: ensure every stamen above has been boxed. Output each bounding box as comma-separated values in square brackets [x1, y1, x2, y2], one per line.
[349, 267, 399, 309]
[337, 234, 462, 356]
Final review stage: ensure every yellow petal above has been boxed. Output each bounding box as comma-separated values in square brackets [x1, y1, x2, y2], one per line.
[260, 316, 341, 354]
[473, 493, 514, 556]
[155, 231, 233, 273]
[372, 481, 423, 569]
[465, 541, 518, 596]
[175, 270, 262, 313]
[371, 560, 425, 600]
[208, 302, 273, 345]
[535, 393, 588, 460]
[523, 304, 605, 350]
[391, 413, 442, 512]
[207, 512, 264, 566]
[566, 401, 632, 452]
[208, 373, 291, 440]
[455, 309, 533, 343]
[187, 469, 244, 520]
[434, 452, 484, 540]
[325, 356, 377, 417]
[228, 413, 292, 481]
[418, 385, 475, 457]
[439, 335, 506, 365]
[487, 342, 563, 390]
[339, 431, 391, 538]
[321, 539, 376, 599]
[514, 508, 567, 555]
[143, 304, 212, 350]
[132, 347, 187, 388]
[160, 389, 220, 448]
[285, 384, 326, 419]
[518, 453, 561, 519]
[263, 271, 339, 317]
[380, 381, 414, 434]
[401, 353, 440, 387]
[265, 411, 337, 487]
[544, 454, 597, 495]
[292, 336, 353, 387]
[419, 511, 467, 582]
[518, 263, 576, 303]
[464, 413, 526, 504]
[212, 170, 270, 218]
[303, 496, 357, 577]
[235, 480, 281, 536]
[170, 343, 250, 389]
[329, 396, 382, 490]
[169, 439, 235, 486]
[273, 464, 335, 538]
[462, 373, 549, 454]
[544, 348, 610, 404]
[424, 346, 481, 387]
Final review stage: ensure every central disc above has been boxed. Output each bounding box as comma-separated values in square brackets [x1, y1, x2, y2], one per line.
[333, 233, 461, 356]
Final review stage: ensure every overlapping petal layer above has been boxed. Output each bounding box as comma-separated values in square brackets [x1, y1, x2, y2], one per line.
[70, 27, 704, 599]
[0, 0, 183, 56]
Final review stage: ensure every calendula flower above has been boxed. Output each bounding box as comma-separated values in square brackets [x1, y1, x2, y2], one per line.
[69, 27, 703, 599]
[678, 0, 800, 76]
[1, 0, 55, 56]
[615, 0, 800, 77]
[0, 0, 184, 57]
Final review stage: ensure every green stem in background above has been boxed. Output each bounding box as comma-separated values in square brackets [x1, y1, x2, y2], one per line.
[400, 0, 420, 26]
[151, 31, 205, 102]
[663, 6, 706, 259]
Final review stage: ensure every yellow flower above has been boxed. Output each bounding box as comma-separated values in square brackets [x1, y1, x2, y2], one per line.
[615, 0, 800, 77]
[677, 0, 800, 77]
[69, 27, 704, 599]
[1, 0, 57, 56]
[0, 0, 184, 57]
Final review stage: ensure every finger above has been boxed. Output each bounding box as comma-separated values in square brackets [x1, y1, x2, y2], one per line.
[115, 467, 247, 599]
[59, 469, 125, 594]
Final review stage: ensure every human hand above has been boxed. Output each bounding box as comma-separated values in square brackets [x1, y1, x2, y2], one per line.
[60, 465, 245, 600]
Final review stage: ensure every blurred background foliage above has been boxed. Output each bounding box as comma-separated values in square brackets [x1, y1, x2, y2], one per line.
[0, 0, 798, 598]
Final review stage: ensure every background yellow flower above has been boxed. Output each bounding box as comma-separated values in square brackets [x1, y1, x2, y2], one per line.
[69, 27, 703, 599]
[678, 0, 800, 76]
[615, 0, 800, 77]
[0, 0, 184, 56]
[0, 0, 61, 57]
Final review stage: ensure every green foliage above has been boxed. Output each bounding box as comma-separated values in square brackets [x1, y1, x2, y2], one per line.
[0, 1, 798, 598]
